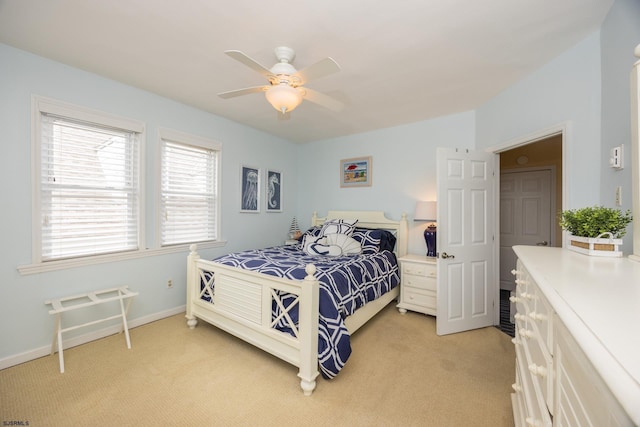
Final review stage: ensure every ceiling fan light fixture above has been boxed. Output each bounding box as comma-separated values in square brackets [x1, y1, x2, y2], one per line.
[265, 83, 303, 114]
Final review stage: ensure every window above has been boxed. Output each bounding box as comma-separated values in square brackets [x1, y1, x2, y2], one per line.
[33, 97, 143, 262]
[159, 129, 220, 246]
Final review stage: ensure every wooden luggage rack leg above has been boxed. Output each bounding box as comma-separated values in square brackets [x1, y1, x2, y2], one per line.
[45, 286, 138, 373]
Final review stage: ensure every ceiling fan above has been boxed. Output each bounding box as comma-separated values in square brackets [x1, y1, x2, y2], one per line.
[218, 46, 344, 115]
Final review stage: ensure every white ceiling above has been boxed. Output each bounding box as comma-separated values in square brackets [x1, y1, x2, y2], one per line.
[0, 0, 613, 143]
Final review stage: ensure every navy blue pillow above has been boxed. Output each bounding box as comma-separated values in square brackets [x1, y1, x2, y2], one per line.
[351, 227, 397, 253]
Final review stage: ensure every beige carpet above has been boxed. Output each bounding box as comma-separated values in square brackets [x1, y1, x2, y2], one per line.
[0, 304, 515, 426]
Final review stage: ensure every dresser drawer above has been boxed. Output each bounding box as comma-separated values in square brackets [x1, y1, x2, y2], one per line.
[515, 333, 552, 427]
[511, 363, 527, 427]
[521, 321, 553, 415]
[402, 273, 436, 291]
[530, 287, 553, 353]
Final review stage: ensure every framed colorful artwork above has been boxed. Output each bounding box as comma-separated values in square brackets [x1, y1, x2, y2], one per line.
[340, 156, 372, 187]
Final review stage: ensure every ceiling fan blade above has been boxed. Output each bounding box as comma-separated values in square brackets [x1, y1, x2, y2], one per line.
[224, 50, 273, 78]
[294, 57, 340, 85]
[218, 86, 267, 99]
[301, 88, 344, 112]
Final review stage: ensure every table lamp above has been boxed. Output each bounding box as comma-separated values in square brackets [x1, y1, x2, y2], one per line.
[414, 201, 437, 257]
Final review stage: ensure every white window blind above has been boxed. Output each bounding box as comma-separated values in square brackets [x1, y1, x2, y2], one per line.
[40, 113, 140, 261]
[160, 139, 218, 246]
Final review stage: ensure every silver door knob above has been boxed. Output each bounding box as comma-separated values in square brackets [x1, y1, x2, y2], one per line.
[441, 252, 455, 259]
[536, 241, 548, 246]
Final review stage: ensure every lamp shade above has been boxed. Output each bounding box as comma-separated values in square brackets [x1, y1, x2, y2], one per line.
[265, 83, 303, 114]
[414, 201, 437, 221]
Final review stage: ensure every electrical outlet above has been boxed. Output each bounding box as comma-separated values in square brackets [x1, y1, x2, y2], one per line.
[167, 279, 173, 289]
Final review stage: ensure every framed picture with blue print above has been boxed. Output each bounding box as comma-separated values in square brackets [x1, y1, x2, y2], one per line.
[266, 169, 282, 212]
[240, 165, 260, 213]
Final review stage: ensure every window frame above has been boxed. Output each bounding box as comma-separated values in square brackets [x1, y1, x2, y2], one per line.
[18, 97, 226, 276]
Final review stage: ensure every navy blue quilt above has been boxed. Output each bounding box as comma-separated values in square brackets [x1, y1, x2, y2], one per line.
[207, 244, 399, 378]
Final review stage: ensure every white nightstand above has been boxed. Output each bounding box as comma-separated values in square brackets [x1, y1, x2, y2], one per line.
[396, 254, 437, 316]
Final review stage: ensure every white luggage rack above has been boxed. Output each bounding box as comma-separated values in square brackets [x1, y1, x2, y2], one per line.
[45, 286, 138, 373]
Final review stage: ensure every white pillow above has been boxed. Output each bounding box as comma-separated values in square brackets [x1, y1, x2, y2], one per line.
[324, 233, 362, 255]
[320, 219, 358, 236]
[302, 235, 342, 256]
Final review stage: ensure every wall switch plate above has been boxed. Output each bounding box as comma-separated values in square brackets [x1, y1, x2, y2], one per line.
[615, 186, 622, 206]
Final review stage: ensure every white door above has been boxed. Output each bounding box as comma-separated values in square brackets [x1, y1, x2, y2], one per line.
[436, 148, 496, 336]
[500, 169, 553, 291]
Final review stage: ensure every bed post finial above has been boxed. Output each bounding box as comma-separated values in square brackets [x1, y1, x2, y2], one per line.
[300, 262, 319, 395]
[304, 263, 317, 279]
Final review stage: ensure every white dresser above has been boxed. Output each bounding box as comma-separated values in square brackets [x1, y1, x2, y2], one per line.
[511, 246, 640, 426]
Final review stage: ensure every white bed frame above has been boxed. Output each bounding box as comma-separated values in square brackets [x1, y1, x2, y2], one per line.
[185, 210, 408, 395]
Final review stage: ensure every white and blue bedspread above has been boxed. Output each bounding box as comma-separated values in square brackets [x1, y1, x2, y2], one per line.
[207, 244, 399, 378]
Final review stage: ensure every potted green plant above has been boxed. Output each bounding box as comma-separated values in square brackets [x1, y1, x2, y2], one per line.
[559, 206, 632, 257]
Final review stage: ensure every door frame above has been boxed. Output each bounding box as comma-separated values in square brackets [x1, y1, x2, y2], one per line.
[485, 122, 569, 324]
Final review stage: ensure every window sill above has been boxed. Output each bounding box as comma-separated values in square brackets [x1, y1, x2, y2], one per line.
[17, 239, 228, 275]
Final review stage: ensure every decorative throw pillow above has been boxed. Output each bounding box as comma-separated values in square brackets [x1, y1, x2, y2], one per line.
[297, 225, 322, 242]
[320, 219, 358, 236]
[324, 233, 362, 255]
[302, 234, 342, 256]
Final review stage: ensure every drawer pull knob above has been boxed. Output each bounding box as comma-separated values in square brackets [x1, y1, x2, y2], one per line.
[509, 296, 519, 303]
[528, 363, 547, 377]
[511, 269, 519, 276]
[520, 292, 534, 300]
[529, 312, 547, 322]
[519, 329, 534, 339]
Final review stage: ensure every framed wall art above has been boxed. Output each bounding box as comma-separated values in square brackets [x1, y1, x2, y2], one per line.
[266, 169, 282, 212]
[240, 165, 260, 213]
[340, 156, 372, 187]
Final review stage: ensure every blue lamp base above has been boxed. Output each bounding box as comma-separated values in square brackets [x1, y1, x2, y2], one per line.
[424, 224, 437, 257]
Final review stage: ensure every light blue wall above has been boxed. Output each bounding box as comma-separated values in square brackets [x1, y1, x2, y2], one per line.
[475, 32, 603, 209]
[600, 0, 640, 238]
[296, 112, 476, 255]
[474, 0, 640, 254]
[0, 44, 298, 362]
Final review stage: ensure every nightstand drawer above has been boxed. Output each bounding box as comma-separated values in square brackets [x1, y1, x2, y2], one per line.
[402, 262, 436, 278]
[403, 288, 436, 309]
[403, 274, 436, 291]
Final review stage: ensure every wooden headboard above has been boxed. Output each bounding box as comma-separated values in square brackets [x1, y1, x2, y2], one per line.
[311, 210, 408, 258]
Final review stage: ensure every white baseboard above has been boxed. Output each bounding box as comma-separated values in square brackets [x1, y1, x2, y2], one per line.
[0, 305, 186, 371]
